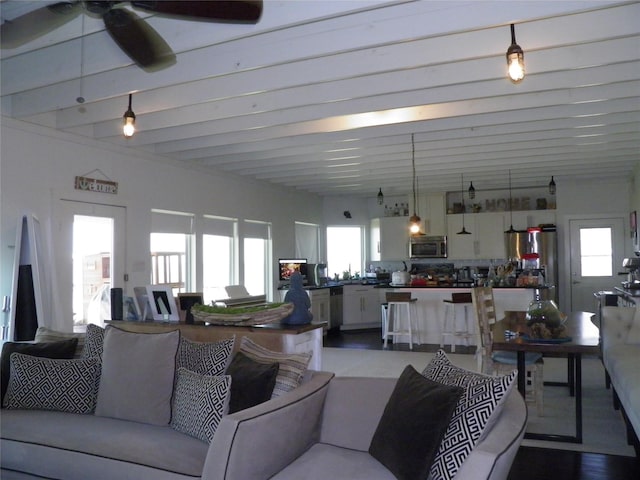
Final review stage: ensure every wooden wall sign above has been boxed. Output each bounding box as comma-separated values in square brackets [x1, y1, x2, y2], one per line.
[74, 175, 118, 194]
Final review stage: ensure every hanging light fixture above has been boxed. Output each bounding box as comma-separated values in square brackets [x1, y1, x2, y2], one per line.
[409, 134, 422, 234]
[548, 176, 556, 195]
[377, 188, 384, 205]
[505, 169, 517, 233]
[457, 173, 472, 235]
[506, 23, 525, 83]
[468, 181, 476, 199]
[123, 94, 136, 137]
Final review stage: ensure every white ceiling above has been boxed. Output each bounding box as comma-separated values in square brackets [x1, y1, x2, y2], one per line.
[2, 0, 639, 198]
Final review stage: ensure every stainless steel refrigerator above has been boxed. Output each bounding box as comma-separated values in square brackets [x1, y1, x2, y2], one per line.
[505, 228, 558, 302]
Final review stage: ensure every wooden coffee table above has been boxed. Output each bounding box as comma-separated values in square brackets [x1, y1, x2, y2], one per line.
[492, 311, 599, 443]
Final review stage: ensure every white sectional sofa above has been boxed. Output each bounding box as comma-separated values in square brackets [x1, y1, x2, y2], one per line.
[601, 306, 640, 455]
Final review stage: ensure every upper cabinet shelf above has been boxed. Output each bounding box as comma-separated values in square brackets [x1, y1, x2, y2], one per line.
[446, 185, 556, 214]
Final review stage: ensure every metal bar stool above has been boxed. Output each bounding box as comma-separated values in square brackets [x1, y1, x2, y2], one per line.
[441, 292, 474, 352]
[383, 292, 417, 350]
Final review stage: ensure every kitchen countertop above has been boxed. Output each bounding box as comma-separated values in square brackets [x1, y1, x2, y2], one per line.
[614, 286, 640, 298]
[377, 284, 553, 289]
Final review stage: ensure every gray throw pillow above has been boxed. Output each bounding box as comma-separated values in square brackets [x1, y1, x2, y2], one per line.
[369, 365, 463, 480]
[4, 353, 100, 414]
[1, 338, 78, 404]
[95, 326, 180, 425]
[170, 368, 231, 443]
[226, 351, 279, 413]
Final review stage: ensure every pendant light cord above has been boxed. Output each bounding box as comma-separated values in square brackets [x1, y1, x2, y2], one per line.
[412, 133, 417, 215]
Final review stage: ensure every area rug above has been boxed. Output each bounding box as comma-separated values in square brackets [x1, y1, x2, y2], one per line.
[321, 347, 635, 457]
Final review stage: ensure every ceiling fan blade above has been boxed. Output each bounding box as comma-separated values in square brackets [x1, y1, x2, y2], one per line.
[130, 1, 262, 23]
[103, 8, 176, 70]
[1, 2, 82, 49]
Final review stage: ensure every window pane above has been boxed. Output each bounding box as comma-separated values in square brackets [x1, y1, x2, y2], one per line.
[580, 227, 613, 276]
[327, 227, 363, 279]
[203, 234, 233, 303]
[150, 232, 191, 294]
[244, 238, 266, 296]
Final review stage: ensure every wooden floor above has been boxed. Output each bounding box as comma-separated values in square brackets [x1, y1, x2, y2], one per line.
[324, 328, 640, 480]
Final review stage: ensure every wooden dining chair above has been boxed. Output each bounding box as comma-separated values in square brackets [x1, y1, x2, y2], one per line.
[471, 286, 544, 416]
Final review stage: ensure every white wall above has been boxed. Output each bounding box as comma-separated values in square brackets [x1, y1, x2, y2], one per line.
[1, 117, 323, 330]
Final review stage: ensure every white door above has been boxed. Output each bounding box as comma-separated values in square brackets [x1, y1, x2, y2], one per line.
[569, 217, 626, 312]
[54, 200, 126, 330]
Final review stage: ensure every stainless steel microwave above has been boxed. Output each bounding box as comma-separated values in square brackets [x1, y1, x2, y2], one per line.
[409, 235, 448, 259]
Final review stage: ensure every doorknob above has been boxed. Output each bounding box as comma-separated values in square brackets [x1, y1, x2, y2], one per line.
[572, 280, 581, 284]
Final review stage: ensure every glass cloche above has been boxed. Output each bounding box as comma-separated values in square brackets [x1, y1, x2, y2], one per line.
[525, 295, 567, 339]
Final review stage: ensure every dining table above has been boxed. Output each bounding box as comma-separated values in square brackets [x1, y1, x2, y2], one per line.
[491, 310, 600, 444]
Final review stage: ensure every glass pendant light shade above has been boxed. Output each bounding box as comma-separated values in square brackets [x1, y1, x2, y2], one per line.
[549, 176, 556, 195]
[409, 214, 421, 234]
[123, 94, 136, 137]
[377, 188, 384, 205]
[506, 24, 525, 83]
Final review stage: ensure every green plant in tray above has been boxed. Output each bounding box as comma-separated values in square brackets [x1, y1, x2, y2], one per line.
[192, 302, 287, 316]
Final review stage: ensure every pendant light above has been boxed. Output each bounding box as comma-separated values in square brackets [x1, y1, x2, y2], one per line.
[505, 169, 517, 233]
[506, 23, 525, 83]
[377, 188, 384, 205]
[548, 176, 556, 195]
[409, 134, 422, 234]
[457, 173, 471, 235]
[123, 94, 136, 137]
[468, 181, 476, 199]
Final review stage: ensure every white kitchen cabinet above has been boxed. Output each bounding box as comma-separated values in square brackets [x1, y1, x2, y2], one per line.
[342, 284, 382, 330]
[308, 288, 330, 327]
[370, 216, 409, 261]
[446, 213, 506, 259]
[424, 193, 446, 235]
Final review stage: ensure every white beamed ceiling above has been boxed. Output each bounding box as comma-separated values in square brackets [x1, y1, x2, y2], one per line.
[2, 0, 639, 197]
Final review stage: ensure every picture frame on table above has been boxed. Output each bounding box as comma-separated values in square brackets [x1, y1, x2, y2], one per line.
[146, 285, 180, 322]
[177, 292, 204, 324]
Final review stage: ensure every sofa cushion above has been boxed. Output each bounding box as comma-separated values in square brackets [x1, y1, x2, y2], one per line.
[176, 336, 234, 376]
[170, 367, 231, 443]
[422, 349, 516, 480]
[239, 336, 311, 398]
[34, 327, 84, 357]
[1, 338, 78, 404]
[1, 409, 209, 478]
[369, 365, 463, 480]
[95, 326, 180, 425]
[226, 351, 279, 413]
[82, 323, 105, 360]
[4, 353, 99, 414]
[625, 307, 640, 344]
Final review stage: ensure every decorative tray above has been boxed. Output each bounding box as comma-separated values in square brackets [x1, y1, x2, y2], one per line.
[191, 302, 294, 326]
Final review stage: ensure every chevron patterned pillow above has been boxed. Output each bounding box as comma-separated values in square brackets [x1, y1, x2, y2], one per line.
[170, 368, 231, 443]
[3, 353, 100, 414]
[422, 349, 516, 480]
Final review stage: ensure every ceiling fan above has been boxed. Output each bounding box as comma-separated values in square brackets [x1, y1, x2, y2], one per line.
[1, 1, 263, 70]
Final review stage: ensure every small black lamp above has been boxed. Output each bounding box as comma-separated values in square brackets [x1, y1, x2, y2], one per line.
[377, 188, 384, 205]
[549, 176, 556, 195]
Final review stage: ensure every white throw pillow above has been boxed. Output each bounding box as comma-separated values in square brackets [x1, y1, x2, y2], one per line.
[239, 337, 311, 398]
[170, 368, 231, 443]
[95, 326, 180, 425]
[422, 350, 516, 480]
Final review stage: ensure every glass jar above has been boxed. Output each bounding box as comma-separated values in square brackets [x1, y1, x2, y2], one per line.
[525, 296, 567, 339]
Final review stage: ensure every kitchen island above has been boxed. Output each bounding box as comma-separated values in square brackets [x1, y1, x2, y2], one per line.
[373, 286, 539, 346]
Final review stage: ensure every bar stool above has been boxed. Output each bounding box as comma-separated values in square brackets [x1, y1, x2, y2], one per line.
[441, 292, 473, 352]
[383, 292, 417, 350]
